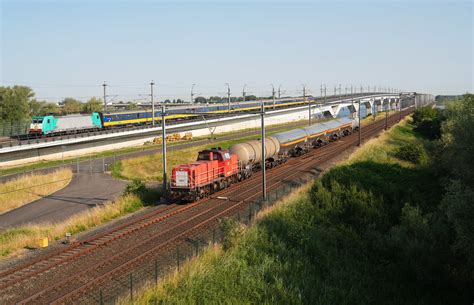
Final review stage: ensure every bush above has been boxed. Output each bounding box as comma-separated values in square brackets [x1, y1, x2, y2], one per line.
[412, 107, 444, 139]
[124, 179, 146, 195]
[395, 143, 427, 164]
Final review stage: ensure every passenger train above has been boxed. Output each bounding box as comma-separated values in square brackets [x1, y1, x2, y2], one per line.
[28, 97, 313, 136]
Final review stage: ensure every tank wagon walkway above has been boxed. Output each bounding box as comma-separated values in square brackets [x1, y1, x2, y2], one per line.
[0, 173, 127, 229]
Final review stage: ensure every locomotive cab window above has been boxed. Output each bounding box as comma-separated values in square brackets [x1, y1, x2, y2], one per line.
[224, 153, 231, 160]
[197, 151, 210, 160]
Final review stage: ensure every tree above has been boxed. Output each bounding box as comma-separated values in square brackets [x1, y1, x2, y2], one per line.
[83, 97, 103, 112]
[29, 99, 43, 116]
[61, 98, 83, 114]
[29, 99, 60, 116]
[0, 85, 34, 122]
[194, 96, 207, 104]
[126, 102, 138, 110]
[40, 102, 61, 115]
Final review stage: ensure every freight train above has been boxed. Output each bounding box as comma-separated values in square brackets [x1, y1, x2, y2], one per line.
[170, 117, 359, 201]
[28, 98, 311, 136]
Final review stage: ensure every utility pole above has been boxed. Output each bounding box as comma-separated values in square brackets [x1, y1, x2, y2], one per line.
[360, 85, 363, 93]
[399, 94, 402, 122]
[278, 85, 282, 99]
[161, 103, 167, 201]
[242, 84, 247, 103]
[324, 85, 327, 103]
[338, 84, 341, 96]
[260, 102, 266, 201]
[333, 86, 336, 97]
[303, 84, 311, 125]
[226, 83, 231, 111]
[271, 84, 276, 109]
[191, 83, 196, 104]
[150, 81, 155, 126]
[351, 85, 354, 111]
[357, 99, 361, 146]
[102, 82, 107, 113]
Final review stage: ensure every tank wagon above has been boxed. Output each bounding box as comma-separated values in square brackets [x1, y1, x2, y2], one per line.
[171, 118, 358, 201]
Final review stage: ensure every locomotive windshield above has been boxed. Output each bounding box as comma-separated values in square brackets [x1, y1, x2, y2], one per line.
[32, 118, 43, 123]
[197, 151, 210, 160]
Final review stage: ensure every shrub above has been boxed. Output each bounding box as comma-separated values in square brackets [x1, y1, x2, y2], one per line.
[412, 107, 444, 139]
[124, 179, 146, 195]
[395, 143, 426, 164]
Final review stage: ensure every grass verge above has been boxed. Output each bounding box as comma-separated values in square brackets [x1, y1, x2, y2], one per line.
[0, 169, 73, 214]
[0, 188, 158, 259]
[129, 116, 471, 304]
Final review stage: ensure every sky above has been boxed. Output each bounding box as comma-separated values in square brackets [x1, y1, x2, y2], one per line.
[0, 0, 473, 103]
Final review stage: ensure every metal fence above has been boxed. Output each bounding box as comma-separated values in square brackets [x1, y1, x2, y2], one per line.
[0, 120, 30, 137]
[76, 177, 310, 305]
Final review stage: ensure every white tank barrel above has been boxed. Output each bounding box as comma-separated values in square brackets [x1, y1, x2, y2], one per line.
[229, 136, 280, 166]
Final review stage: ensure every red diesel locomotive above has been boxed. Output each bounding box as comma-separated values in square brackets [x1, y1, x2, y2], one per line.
[171, 148, 240, 201]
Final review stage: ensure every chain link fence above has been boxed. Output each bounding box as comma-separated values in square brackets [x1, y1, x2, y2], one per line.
[0, 120, 30, 137]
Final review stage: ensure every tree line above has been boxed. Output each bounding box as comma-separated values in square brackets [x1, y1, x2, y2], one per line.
[0, 86, 104, 124]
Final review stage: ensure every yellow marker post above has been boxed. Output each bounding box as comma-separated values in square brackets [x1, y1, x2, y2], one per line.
[38, 237, 49, 248]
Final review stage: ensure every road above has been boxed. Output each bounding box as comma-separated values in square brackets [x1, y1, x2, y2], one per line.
[0, 173, 127, 229]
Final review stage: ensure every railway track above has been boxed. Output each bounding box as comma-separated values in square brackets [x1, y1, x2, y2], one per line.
[0, 108, 412, 304]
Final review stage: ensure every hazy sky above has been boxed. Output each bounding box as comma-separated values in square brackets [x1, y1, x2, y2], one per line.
[1, 0, 473, 102]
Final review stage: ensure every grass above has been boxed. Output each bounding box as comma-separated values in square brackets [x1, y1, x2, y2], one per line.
[0, 192, 154, 259]
[346, 116, 427, 166]
[128, 114, 470, 305]
[0, 169, 73, 214]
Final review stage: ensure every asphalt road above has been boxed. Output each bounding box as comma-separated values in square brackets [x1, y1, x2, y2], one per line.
[0, 173, 127, 229]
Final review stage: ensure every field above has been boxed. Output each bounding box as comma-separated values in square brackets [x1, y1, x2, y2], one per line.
[0, 169, 73, 214]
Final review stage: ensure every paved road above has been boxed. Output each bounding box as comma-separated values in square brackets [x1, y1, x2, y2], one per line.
[0, 173, 127, 229]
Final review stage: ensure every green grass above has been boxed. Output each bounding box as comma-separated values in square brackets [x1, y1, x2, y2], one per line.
[130, 115, 472, 305]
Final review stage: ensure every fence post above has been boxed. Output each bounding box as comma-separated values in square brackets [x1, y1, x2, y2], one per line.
[176, 246, 180, 271]
[99, 290, 104, 305]
[102, 157, 105, 173]
[130, 273, 133, 301]
[248, 204, 252, 222]
[154, 259, 159, 285]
